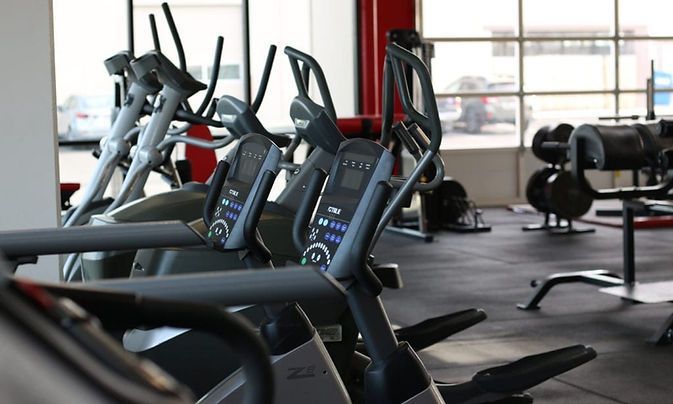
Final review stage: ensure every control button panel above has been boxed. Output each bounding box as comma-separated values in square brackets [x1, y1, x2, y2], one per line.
[208, 193, 244, 247]
[300, 212, 351, 272]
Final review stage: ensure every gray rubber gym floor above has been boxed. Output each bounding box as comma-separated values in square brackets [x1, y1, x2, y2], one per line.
[374, 208, 673, 404]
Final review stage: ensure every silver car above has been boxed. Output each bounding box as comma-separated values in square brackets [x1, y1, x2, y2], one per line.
[57, 95, 114, 141]
[437, 76, 531, 134]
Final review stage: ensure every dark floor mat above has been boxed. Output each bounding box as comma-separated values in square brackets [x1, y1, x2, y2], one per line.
[375, 208, 673, 403]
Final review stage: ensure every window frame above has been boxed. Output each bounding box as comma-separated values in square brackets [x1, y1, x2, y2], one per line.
[418, 0, 673, 148]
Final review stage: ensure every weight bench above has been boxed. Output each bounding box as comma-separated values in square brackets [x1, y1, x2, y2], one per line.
[518, 121, 673, 344]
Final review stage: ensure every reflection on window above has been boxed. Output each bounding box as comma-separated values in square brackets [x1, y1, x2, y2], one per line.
[432, 42, 518, 94]
[619, 41, 673, 90]
[523, 95, 614, 145]
[215, 64, 240, 80]
[437, 94, 520, 149]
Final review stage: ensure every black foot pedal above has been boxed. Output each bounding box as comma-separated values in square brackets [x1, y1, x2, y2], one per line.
[372, 263, 403, 289]
[356, 308, 487, 354]
[473, 345, 596, 394]
[396, 308, 487, 351]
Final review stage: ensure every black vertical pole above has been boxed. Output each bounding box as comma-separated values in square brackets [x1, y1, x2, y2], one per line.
[127, 0, 134, 54]
[242, 0, 252, 104]
[622, 202, 636, 285]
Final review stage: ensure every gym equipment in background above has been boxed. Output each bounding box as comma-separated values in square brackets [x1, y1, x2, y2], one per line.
[518, 120, 673, 345]
[291, 43, 596, 403]
[424, 178, 491, 233]
[524, 123, 594, 234]
[383, 28, 490, 241]
[382, 29, 442, 242]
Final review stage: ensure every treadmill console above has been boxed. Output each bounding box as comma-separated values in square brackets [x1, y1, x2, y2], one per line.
[208, 134, 281, 249]
[300, 139, 394, 278]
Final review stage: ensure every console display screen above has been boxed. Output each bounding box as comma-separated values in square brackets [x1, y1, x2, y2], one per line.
[336, 151, 376, 192]
[235, 142, 266, 183]
[340, 168, 365, 190]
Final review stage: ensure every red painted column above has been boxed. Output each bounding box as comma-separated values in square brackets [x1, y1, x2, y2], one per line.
[358, 0, 415, 115]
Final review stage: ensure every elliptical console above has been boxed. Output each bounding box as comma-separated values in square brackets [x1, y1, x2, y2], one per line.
[300, 139, 394, 275]
[205, 134, 281, 251]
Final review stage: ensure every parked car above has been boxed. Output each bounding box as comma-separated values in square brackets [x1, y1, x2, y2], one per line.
[437, 76, 532, 134]
[57, 95, 114, 141]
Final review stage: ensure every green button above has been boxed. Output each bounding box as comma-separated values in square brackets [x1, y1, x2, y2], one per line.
[300, 257, 307, 265]
[208, 231, 212, 237]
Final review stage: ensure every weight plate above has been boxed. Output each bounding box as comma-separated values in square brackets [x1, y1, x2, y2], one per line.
[550, 123, 573, 144]
[545, 171, 593, 219]
[531, 126, 552, 162]
[525, 167, 558, 213]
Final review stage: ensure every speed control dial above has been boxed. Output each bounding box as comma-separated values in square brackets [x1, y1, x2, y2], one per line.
[300, 242, 332, 272]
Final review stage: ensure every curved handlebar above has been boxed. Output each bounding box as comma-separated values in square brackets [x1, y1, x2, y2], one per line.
[351, 182, 392, 296]
[385, 43, 442, 154]
[284, 46, 337, 122]
[203, 161, 230, 228]
[149, 14, 161, 51]
[293, 169, 328, 254]
[251, 45, 277, 112]
[173, 108, 223, 127]
[157, 131, 235, 152]
[243, 170, 277, 263]
[41, 284, 273, 404]
[195, 36, 224, 116]
[161, 2, 186, 72]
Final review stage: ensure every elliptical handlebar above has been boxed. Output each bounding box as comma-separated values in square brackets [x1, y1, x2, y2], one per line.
[373, 44, 445, 245]
[383, 43, 442, 154]
[388, 123, 445, 192]
[251, 45, 277, 113]
[195, 36, 224, 116]
[203, 161, 230, 228]
[243, 171, 277, 263]
[292, 169, 328, 254]
[39, 282, 273, 404]
[149, 14, 161, 51]
[351, 181, 393, 296]
[161, 2, 186, 72]
[284, 46, 337, 122]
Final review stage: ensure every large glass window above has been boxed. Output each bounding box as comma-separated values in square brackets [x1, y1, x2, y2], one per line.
[54, 1, 244, 203]
[421, 0, 673, 149]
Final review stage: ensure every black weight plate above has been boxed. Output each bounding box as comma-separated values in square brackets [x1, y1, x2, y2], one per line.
[545, 171, 593, 219]
[525, 167, 558, 213]
[531, 126, 552, 162]
[550, 123, 574, 143]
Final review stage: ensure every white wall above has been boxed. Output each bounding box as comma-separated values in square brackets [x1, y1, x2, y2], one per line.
[308, 0, 357, 117]
[249, 0, 357, 126]
[0, 0, 61, 280]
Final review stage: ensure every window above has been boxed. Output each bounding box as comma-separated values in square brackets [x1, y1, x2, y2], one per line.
[217, 64, 241, 80]
[54, 1, 244, 203]
[420, 0, 673, 149]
